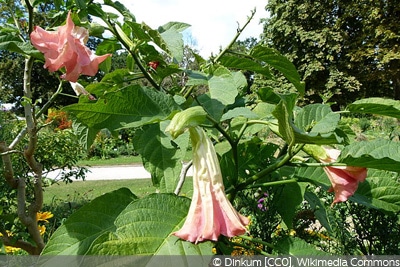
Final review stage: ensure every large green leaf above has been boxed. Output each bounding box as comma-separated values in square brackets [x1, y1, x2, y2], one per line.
[104, 0, 136, 22]
[159, 22, 190, 62]
[295, 167, 400, 213]
[338, 139, 400, 172]
[221, 107, 259, 121]
[186, 67, 242, 109]
[251, 46, 305, 96]
[347, 97, 400, 119]
[42, 188, 137, 255]
[208, 67, 240, 106]
[294, 104, 344, 144]
[219, 55, 272, 78]
[350, 169, 400, 212]
[295, 104, 340, 134]
[42, 189, 214, 256]
[275, 236, 329, 255]
[273, 96, 345, 145]
[257, 87, 282, 105]
[64, 84, 180, 131]
[196, 94, 225, 122]
[276, 182, 305, 229]
[71, 120, 99, 150]
[133, 121, 189, 192]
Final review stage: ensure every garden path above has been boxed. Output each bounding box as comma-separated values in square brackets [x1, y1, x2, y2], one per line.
[46, 164, 193, 181]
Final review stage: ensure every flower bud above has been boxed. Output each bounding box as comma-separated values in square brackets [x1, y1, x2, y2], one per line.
[165, 106, 207, 139]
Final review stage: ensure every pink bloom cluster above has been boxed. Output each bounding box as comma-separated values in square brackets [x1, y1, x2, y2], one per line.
[320, 147, 367, 205]
[173, 127, 249, 243]
[30, 11, 111, 82]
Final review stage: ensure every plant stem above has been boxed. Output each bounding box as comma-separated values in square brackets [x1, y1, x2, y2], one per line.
[0, 141, 18, 189]
[9, 80, 64, 150]
[228, 152, 292, 194]
[174, 160, 192, 195]
[213, 9, 256, 63]
[290, 162, 348, 167]
[108, 21, 161, 90]
[244, 178, 298, 190]
[17, 1, 45, 254]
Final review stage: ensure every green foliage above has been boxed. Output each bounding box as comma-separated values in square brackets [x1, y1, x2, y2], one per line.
[42, 189, 214, 256]
[1, 0, 400, 257]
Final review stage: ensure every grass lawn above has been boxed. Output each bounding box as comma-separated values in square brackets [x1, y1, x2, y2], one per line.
[43, 178, 194, 206]
[77, 155, 143, 167]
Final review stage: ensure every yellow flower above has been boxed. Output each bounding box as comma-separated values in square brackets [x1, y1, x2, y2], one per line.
[5, 246, 21, 254]
[36, 211, 54, 223]
[289, 229, 296, 236]
[38, 225, 46, 236]
[0, 231, 21, 254]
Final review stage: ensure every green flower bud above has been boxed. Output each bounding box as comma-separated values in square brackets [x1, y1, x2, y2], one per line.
[165, 106, 207, 139]
[303, 144, 329, 161]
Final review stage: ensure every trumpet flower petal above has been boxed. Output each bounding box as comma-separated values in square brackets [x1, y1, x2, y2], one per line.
[30, 11, 111, 82]
[321, 147, 367, 205]
[173, 127, 249, 243]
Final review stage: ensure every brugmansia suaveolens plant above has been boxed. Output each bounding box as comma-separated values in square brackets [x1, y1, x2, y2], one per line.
[1, 0, 400, 258]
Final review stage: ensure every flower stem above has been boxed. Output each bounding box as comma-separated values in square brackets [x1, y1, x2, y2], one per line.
[244, 178, 298, 190]
[289, 162, 348, 167]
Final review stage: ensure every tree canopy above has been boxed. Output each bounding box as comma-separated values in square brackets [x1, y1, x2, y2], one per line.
[262, 0, 400, 107]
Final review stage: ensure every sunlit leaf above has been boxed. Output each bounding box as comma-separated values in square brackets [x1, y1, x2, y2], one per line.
[275, 236, 329, 255]
[208, 67, 239, 106]
[295, 104, 340, 134]
[347, 97, 400, 119]
[351, 169, 400, 212]
[272, 94, 297, 146]
[64, 84, 180, 131]
[338, 139, 400, 172]
[42, 189, 214, 256]
[104, 0, 136, 22]
[219, 55, 272, 78]
[221, 107, 259, 121]
[295, 167, 400, 213]
[251, 46, 305, 96]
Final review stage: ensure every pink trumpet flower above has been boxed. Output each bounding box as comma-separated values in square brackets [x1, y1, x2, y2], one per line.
[320, 147, 367, 205]
[30, 11, 111, 82]
[173, 127, 249, 243]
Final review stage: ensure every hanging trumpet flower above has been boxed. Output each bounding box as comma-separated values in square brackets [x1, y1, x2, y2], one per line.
[304, 145, 368, 205]
[30, 11, 111, 82]
[166, 107, 249, 243]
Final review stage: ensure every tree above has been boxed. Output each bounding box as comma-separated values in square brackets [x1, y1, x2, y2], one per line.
[262, 0, 400, 107]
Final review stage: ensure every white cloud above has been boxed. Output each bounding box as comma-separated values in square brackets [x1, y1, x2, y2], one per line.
[120, 0, 268, 58]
